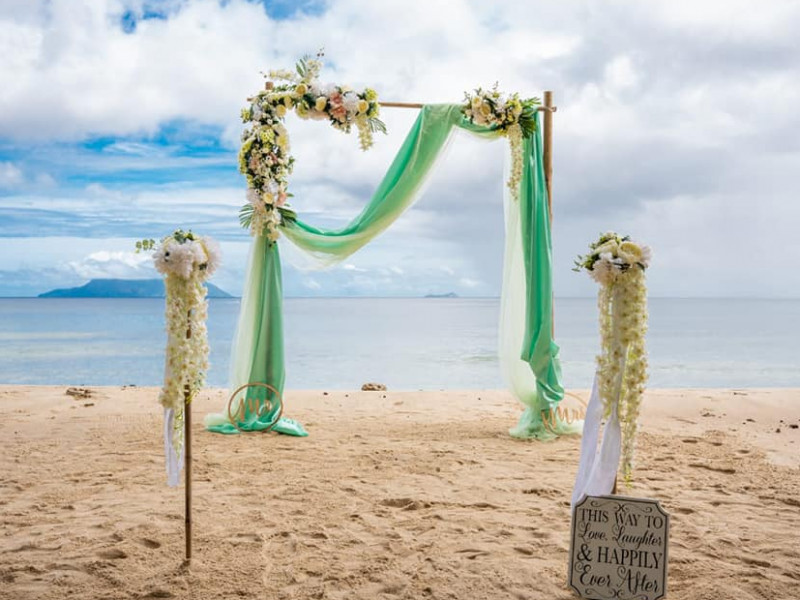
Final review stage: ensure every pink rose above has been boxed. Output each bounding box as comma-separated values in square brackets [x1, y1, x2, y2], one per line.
[331, 105, 347, 122]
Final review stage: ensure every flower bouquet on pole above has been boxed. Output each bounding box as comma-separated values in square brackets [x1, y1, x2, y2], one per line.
[571, 233, 651, 506]
[137, 230, 220, 486]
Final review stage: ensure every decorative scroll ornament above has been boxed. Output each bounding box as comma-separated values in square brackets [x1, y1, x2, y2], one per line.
[136, 230, 220, 485]
[575, 232, 651, 483]
[461, 85, 541, 203]
[239, 53, 387, 241]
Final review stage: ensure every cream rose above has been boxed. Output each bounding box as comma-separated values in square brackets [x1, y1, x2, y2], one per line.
[595, 240, 619, 256]
[619, 241, 643, 261]
[315, 96, 327, 111]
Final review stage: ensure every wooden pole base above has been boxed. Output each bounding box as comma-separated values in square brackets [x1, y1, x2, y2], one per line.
[184, 388, 192, 562]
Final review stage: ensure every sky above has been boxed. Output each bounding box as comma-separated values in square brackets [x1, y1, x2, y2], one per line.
[1, 0, 799, 298]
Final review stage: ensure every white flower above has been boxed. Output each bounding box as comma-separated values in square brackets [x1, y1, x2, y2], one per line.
[589, 258, 616, 286]
[152, 235, 220, 281]
[639, 244, 653, 268]
[321, 82, 337, 96]
[152, 240, 172, 276]
[200, 237, 221, 275]
[595, 240, 619, 256]
[342, 92, 359, 113]
[168, 242, 197, 279]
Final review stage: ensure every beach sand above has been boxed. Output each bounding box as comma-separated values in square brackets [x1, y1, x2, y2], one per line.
[1, 386, 798, 600]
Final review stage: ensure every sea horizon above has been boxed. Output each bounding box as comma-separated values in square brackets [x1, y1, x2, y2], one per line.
[1, 297, 798, 390]
[5, 294, 800, 300]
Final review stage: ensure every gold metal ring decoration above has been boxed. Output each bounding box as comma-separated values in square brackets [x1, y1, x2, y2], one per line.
[540, 391, 588, 434]
[226, 382, 284, 432]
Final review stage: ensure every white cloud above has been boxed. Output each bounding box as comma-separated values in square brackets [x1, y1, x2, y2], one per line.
[0, 161, 23, 186]
[65, 250, 153, 279]
[1, 0, 799, 297]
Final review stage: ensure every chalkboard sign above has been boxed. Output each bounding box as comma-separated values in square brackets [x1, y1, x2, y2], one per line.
[569, 496, 669, 600]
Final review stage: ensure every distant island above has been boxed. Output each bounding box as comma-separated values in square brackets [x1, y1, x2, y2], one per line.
[39, 278, 233, 298]
[424, 292, 459, 298]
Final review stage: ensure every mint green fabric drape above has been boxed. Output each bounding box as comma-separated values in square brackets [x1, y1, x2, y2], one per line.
[206, 103, 572, 438]
[205, 236, 306, 435]
[280, 105, 496, 258]
[508, 132, 577, 437]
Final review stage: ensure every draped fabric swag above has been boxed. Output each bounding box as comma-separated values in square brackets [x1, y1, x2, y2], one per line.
[205, 104, 579, 438]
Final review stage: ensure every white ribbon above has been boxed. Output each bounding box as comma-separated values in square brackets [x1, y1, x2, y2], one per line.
[571, 375, 622, 507]
[163, 407, 184, 487]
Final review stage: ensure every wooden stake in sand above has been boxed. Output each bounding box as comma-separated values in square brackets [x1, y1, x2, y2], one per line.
[184, 318, 192, 562]
[184, 385, 192, 561]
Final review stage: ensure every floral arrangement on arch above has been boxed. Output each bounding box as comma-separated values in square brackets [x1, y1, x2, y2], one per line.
[575, 232, 652, 483]
[461, 85, 541, 203]
[137, 230, 220, 470]
[239, 52, 386, 241]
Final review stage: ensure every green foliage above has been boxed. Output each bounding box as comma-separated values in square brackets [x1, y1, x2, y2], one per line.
[171, 229, 196, 244]
[239, 204, 254, 228]
[278, 206, 297, 223]
[368, 118, 387, 134]
[135, 238, 156, 253]
[136, 230, 197, 253]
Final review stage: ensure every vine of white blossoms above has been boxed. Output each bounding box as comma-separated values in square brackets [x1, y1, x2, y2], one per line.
[139, 231, 220, 455]
[576, 232, 652, 483]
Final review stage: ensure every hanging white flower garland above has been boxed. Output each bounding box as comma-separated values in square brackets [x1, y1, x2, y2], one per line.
[137, 230, 220, 481]
[461, 85, 541, 203]
[239, 53, 386, 241]
[575, 232, 652, 483]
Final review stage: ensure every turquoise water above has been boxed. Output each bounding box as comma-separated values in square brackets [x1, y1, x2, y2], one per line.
[0, 298, 797, 388]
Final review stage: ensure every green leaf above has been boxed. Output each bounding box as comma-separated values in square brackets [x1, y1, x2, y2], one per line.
[278, 206, 297, 222]
[368, 118, 387, 134]
[239, 204, 254, 228]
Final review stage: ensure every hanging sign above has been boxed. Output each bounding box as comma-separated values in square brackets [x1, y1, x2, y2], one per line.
[569, 495, 669, 600]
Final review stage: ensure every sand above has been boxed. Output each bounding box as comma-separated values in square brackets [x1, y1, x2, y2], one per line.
[1, 386, 798, 600]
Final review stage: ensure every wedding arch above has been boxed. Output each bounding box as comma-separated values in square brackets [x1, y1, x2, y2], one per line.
[204, 57, 578, 440]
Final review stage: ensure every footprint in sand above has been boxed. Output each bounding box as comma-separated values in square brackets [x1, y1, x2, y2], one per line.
[97, 548, 127, 559]
[688, 462, 737, 474]
[143, 589, 174, 598]
[139, 538, 161, 549]
[381, 497, 430, 510]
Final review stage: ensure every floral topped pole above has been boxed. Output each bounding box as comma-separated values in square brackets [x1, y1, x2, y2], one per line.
[138, 230, 220, 561]
[571, 233, 652, 506]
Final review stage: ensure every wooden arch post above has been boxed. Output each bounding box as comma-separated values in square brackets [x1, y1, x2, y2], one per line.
[542, 91, 555, 225]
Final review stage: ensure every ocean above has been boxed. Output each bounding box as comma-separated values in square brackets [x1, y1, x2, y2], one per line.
[0, 298, 798, 389]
